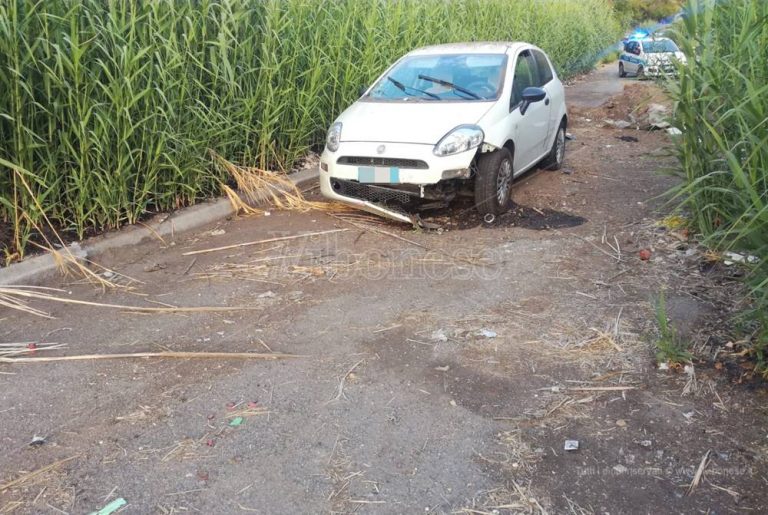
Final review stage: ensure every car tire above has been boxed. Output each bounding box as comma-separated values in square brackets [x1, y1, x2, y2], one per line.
[541, 121, 566, 171]
[474, 147, 513, 217]
[636, 65, 645, 79]
[619, 63, 627, 77]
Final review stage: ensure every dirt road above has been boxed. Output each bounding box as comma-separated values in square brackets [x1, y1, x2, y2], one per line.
[2, 66, 766, 514]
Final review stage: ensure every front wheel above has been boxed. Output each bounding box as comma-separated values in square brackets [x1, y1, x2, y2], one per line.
[636, 65, 645, 79]
[619, 62, 627, 78]
[474, 148, 514, 217]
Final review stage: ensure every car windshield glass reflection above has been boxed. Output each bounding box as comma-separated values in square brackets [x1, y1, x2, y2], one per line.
[643, 40, 679, 53]
[367, 53, 507, 102]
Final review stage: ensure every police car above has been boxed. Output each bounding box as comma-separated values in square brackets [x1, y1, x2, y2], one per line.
[619, 37, 686, 79]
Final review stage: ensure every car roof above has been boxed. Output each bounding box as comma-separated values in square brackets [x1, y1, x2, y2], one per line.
[408, 41, 528, 56]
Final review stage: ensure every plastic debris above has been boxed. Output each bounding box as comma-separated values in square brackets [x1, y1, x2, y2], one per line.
[564, 440, 579, 451]
[666, 127, 682, 135]
[639, 440, 653, 448]
[229, 417, 244, 427]
[226, 402, 236, 411]
[209, 229, 226, 236]
[29, 435, 46, 447]
[258, 290, 277, 299]
[639, 249, 652, 261]
[478, 329, 497, 338]
[565, 132, 575, 141]
[646, 103, 671, 129]
[430, 329, 449, 343]
[206, 439, 216, 447]
[604, 119, 632, 129]
[91, 497, 127, 515]
[723, 251, 758, 266]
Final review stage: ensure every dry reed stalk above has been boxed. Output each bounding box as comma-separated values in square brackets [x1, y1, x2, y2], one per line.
[182, 228, 348, 256]
[0, 456, 79, 493]
[214, 153, 354, 215]
[0, 351, 305, 364]
[0, 286, 256, 317]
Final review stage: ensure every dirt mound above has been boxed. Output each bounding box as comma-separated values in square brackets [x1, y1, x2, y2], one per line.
[571, 82, 671, 129]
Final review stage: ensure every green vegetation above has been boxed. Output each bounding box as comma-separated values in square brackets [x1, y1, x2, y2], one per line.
[614, 0, 683, 23]
[653, 291, 692, 365]
[669, 0, 768, 366]
[0, 0, 622, 260]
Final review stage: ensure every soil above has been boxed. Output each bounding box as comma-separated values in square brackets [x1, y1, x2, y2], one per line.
[1, 64, 766, 514]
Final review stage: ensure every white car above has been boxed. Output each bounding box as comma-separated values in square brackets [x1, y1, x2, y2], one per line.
[619, 37, 686, 78]
[319, 42, 567, 223]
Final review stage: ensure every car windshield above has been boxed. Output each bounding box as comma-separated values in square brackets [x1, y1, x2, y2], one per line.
[366, 53, 507, 102]
[643, 39, 679, 53]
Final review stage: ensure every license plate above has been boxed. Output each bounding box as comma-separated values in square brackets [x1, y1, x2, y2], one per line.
[358, 166, 400, 184]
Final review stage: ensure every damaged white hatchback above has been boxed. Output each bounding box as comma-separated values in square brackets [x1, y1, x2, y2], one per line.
[320, 42, 567, 224]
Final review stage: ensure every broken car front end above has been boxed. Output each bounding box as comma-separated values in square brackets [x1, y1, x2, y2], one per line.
[320, 137, 479, 224]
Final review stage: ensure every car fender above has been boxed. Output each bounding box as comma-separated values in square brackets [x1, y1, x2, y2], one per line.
[477, 101, 517, 150]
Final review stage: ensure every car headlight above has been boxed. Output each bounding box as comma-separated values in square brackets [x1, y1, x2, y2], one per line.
[326, 122, 342, 152]
[433, 125, 484, 157]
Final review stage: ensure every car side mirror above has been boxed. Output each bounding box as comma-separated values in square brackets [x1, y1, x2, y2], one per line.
[519, 87, 546, 115]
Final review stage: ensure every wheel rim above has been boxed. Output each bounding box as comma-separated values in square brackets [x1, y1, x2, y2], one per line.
[555, 127, 565, 164]
[496, 159, 512, 205]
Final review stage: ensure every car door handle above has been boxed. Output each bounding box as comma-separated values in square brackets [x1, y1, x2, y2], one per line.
[545, 98, 550, 106]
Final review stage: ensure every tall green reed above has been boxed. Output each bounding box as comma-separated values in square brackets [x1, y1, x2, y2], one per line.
[669, 0, 768, 357]
[0, 0, 622, 259]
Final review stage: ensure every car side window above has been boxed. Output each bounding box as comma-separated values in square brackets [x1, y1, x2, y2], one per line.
[532, 50, 553, 85]
[510, 50, 539, 109]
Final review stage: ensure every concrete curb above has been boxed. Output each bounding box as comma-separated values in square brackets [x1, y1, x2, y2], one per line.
[0, 167, 320, 286]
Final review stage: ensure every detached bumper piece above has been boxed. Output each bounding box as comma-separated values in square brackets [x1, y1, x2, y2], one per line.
[330, 178, 441, 226]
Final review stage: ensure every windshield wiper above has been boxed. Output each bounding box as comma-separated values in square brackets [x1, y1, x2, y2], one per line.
[386, 76, 440, 100]
[418, 74, 481, 100]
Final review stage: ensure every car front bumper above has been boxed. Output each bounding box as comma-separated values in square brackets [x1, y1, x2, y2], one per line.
[319, 141, 477, 223]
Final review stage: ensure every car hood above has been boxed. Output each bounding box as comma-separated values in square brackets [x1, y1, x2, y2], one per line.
[646, 52, 685, 65]
[337, 101, 495, 145]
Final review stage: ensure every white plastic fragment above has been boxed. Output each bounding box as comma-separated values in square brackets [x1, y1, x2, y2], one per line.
[723, 251, 759, 266]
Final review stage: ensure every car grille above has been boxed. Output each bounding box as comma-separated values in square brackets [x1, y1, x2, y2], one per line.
[337, 156, 429, 169]
[331, 179, 416, 206]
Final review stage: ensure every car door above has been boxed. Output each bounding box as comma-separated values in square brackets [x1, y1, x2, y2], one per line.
[623, 41, 639, 73]
[531, 49, 558, 148]
[636, 41, 646, 69]
[509, 49, 551, 174]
